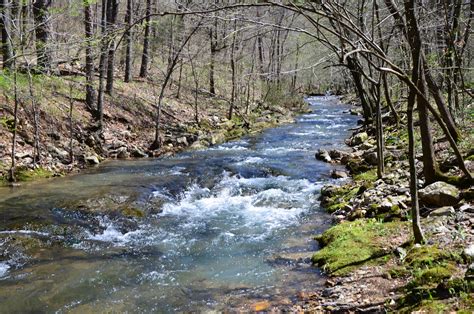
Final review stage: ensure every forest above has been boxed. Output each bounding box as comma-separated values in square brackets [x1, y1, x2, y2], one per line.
[0, 0, 472, 312]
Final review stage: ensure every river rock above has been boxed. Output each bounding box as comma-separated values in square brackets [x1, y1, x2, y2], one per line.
[117, 147, 130, 159]
[363, 151, 378, 166]
[331, 170, 348, 179]
[316, 149, 331, 163]
[429, 206, 455, 217]
[351, 132, 368, 146]
[85, 154, 100, 165]
[210, 132, 226, 146]
[176, 136, 188, 147]
[47, 144, 69, 160]
[189, 140, 208, 150]
[419, 181, 460, 206]
[464, 244, 474, 260]
[131, 147, 148, 158]
[329, 149, 351, 162]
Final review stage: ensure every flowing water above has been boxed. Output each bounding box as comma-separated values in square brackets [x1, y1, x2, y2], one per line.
[0, 96, 357, 312]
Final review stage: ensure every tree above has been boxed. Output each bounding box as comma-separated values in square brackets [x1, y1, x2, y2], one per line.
[139, 0, 151, 78]
[32, 0, 52, 72]
[105, 0, 119, 95]
[84, 0, 95, 111]
[0, 0, 14, 70]
[124, 0, 133, 82]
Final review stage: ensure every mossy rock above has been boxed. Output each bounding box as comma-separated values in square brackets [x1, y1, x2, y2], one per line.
[388, 265, 410, 279]
[405, 245, 453, 268]
[346, 159, 372, 175]
[312, 219, 408, 276]
[121, 207, 145, 218]
[408, 263, 457, 289]
[14, 166, 54, 182]
[353, 169, 378, 183]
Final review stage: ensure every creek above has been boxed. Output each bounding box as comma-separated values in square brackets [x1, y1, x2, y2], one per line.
[0, 96, 357, 312]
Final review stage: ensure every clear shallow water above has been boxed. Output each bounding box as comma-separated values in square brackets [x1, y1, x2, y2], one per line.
[0, 96, 357, 312]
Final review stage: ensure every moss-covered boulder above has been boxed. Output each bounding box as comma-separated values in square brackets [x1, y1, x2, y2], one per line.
[419, 181, 460, 206]
[312, 219, 408, 275]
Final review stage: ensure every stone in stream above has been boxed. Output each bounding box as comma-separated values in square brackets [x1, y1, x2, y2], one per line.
[315, 149, 331, 163]
[117, 147, 130, 159]
[176, 136, 188, 147]
[419, 181, 460, 206]
[130, 146, 148, 158]
[331, 170, 348, 179]
[85, 154, 100, 165]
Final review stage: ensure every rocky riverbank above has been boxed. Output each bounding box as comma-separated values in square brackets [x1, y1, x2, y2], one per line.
[0, 74, 308, 185]
[288, 113, 474, 311]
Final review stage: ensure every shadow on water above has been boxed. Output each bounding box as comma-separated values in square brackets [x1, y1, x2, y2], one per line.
[0, 96, 358, 312]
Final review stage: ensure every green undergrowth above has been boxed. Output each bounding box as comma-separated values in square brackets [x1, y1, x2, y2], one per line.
[321, 184, 363, 214]
[391, 245, 473, 312]
[2, 166, 55, 184]
[353, 168, 378, 183]
[312, 219, 408, 276]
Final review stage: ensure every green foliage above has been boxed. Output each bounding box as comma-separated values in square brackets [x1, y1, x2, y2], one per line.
[0, 116, 15, 132]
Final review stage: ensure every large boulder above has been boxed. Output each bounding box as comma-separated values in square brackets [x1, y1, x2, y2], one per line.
[363, 151, 378, 166]
[331, 170, 348, 179]
[419, 181, 460, 206]
[85, 154, 100, 165]
[351, 132, 368, 146]
[315, 149, 331, 163]
[210, 132, 226, 146]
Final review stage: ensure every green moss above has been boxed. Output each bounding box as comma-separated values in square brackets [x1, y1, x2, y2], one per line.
[408, 263, 457, 289]
[389, 266, 410, 279]
[353, 169, 378, 182]
[121, 207, 145, 218]
[14, 166, 54, 182]
[405, 245, 451, 268]
[225, 127, 247, 140]
[346, 159, 372, 175]
[312, 219, 407, 275]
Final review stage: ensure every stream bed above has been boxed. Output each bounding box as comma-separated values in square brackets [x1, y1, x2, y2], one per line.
[0, 96, 357, 312]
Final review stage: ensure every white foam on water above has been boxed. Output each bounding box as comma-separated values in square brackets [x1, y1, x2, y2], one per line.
[159, 173, 321, 240]
[235, 156, 266, 165]
[169, 166, 187, 176]
[0, 262, 10, 278]
[208, 145, 248, 151]
[81, 217, 146, 245]
[0, 230, 50, 237]
[262, 147, 307, 154]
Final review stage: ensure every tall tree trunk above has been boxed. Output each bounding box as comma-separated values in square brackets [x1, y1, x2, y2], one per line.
[228, 19, 237, 120]
[209, 15, 217, 94]
[7, 58, 18, 182]
[0, 0, 14, 69]
[124, 0, 133, 82]
[384, 0, 460, 142]
[33, 0, 52, 73]
[105, 0, 119, 95]
[382, 73, 399, 126]
[96, 0, 108, 129]
[139, 0, 151, 78]
[347, 56, 373, 123]
[84, 0, 96, 111]
[374, 83, 384, 179]
[404, 0, 438, 185]
[407, 78, 425, 244]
